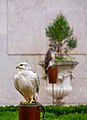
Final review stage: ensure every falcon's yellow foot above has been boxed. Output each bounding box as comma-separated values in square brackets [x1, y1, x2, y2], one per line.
[30, 99, 35, 103]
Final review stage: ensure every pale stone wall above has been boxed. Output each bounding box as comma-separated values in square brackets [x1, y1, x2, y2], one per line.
[0, 0, 87, 105]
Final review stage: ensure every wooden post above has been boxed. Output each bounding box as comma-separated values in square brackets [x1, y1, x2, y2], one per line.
[18, 105, 40, 120]
[48, 66, 58, 105]
[48, 66, 58, 83]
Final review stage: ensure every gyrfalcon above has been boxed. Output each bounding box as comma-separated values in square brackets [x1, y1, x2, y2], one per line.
[14, 62, 40, 103]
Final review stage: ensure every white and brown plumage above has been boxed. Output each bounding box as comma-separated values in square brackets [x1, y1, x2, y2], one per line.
[14, 62, 40, 103]
[45, 48, 55, 74]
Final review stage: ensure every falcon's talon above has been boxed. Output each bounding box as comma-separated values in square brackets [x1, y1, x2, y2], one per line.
[30, 99, 35, 103]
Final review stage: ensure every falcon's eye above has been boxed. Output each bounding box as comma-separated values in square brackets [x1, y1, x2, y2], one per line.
[20, 64, 23, 66]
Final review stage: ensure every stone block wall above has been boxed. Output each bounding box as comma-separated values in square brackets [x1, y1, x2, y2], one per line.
[0, 0, 87, 105]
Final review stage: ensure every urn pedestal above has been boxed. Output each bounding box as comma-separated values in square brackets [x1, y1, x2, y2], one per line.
[39, 61, 78, 104]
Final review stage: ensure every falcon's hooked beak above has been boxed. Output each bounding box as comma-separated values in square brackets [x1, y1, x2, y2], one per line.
[16, 66, 19, 69]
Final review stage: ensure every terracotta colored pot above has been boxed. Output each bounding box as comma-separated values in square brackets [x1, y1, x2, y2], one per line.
[48, 66, 58, 83]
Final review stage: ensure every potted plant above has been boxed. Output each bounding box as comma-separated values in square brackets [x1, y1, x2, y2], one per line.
[45, 13, 77, 61]
[39, 13, 79, 103]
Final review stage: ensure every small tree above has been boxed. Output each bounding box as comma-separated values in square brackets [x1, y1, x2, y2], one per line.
[45, 13, 77, 60]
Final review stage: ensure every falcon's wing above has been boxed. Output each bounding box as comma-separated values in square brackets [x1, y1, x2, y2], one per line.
[45, 50, 52, 64]
[14, 73, 26, 96]
[34, 76, 40, 93]
[30, 72, 40, 94]
[44, 49, 52, 74]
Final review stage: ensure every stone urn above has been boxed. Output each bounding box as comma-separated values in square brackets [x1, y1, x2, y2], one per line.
[39, 61, 78, 103]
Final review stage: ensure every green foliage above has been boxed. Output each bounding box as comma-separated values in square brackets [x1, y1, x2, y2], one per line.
[59, 113, 87, 120]
[0, 105, 87, 120]
[45, 13, 77, 57]
[0, 106, 18, 112]
[45, 14, 73, 42]
[55, 56, 75, 62]
[45, 105, 87, 115]
[0, 111, 18, 120]
[55, 57, 64, 62]
[67, 37, 77, 49]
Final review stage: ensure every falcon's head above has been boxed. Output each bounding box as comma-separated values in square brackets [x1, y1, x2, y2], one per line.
[16, 62, 31, 70]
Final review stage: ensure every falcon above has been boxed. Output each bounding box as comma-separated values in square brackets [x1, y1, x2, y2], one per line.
[14, 62, 40, 103]
[45, 47, 55, 74]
